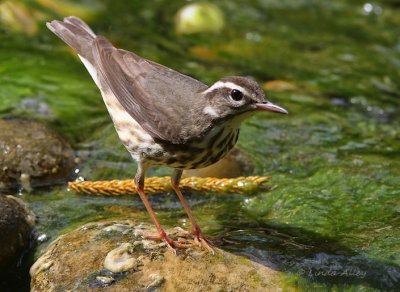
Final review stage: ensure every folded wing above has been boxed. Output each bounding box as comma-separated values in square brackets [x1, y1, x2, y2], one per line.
[93, 37, 209, 144]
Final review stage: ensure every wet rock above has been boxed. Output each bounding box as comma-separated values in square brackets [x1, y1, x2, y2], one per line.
[30, 220, 280, 291]
[0, 117, 75, 190]
[95, 275, 115, 286]
[0, 195, 35, 273]
[17, 98, 54, 119]
[184, 147, 254, 178]
[147, 273, 165, 289]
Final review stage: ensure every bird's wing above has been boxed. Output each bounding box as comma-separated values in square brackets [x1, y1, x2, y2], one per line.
[93, 37, 209, 144]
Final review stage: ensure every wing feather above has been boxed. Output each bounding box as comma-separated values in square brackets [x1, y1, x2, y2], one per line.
[92, 37, 209, 143]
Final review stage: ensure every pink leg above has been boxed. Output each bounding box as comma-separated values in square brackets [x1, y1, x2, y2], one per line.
[171, 169, 214, 254]
[135, 165, 192, 252]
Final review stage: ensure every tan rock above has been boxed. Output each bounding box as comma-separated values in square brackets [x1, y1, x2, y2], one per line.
[30, 220, 281, 291]
[103, 243, 138, 273]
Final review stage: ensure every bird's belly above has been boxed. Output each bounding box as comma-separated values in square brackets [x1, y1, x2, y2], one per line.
[151, 127, 240, 169]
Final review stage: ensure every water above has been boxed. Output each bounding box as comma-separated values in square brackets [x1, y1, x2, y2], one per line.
[1, 0, 399, 290]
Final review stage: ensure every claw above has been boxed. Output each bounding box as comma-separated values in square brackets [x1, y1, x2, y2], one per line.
[192, 225, 215, 254]
[199, 237, 215, 254]
[193, 236, 215, 254]
[143, 227, 214, 254]
[144, 230, 176, 253]
[143, 230, 194, 253]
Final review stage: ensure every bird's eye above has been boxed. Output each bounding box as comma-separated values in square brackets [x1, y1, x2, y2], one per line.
[230, 89, 243, 101]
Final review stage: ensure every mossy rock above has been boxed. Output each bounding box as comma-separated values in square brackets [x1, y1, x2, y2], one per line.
[30, 220, 281, 291]
[0, 117, 75, 190]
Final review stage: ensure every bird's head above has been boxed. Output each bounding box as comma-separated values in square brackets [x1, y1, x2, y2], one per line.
[201, 76, 287, 125]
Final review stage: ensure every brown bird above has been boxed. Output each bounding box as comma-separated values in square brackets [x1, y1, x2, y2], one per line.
[47, 16, 288, 253]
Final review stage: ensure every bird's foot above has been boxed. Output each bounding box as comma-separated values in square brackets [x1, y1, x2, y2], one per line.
[192, 226, 215, 254]
[169, 225, 215, 254]
[143, 230, 194, 254]
[142, 227, 214, 254]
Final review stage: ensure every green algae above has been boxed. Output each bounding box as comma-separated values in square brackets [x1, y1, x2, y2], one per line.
[1, 0, 400, 290]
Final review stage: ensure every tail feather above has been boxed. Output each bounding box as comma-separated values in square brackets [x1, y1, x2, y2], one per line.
[47, 16, 96, 62]
[63, 16, 96, 37]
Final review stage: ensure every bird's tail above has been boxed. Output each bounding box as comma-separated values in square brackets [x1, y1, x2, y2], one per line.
[47, 16, 96, 63]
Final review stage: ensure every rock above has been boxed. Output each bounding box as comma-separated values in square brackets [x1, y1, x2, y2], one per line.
[30, 220, 280, 291]
[0, 117, 75, 190]
[95, 275, 115, 287]
[17, 98, 54, 119]
[0, 195, 35, 273]
[183, 147, 254, 178]
[147, 273, 165, 289]
[103, 243, 138, 273]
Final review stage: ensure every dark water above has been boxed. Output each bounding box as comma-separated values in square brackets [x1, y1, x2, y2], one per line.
[1, 0, 399, 290]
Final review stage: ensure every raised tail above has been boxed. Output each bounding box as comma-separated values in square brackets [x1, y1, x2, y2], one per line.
[47, 16, 96, 63]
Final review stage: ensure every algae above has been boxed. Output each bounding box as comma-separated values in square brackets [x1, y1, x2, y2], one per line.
[1, 0, 399, 290]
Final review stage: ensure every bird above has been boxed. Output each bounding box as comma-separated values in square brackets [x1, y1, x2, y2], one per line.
[47, 16, 288, 253]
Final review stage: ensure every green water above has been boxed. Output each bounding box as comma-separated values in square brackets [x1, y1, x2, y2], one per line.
[1, 0, 399, 290]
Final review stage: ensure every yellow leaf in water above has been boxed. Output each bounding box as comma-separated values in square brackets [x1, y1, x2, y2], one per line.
[262, 80, 297, 92]
[0, 1, 38, 36]
[190, 46, 217, 60]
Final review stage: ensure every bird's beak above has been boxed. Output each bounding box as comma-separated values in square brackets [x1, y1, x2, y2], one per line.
[255, 101, 288, 114]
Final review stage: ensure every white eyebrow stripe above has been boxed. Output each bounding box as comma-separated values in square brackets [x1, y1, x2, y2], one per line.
[203, 81, 250, 96]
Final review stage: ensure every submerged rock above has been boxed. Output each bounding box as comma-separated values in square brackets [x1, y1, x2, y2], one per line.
[184, 147, 254, 178]
[0, 117, 75, 190]
[30, 220, 280, 291]
[0, 195, 35, 273]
